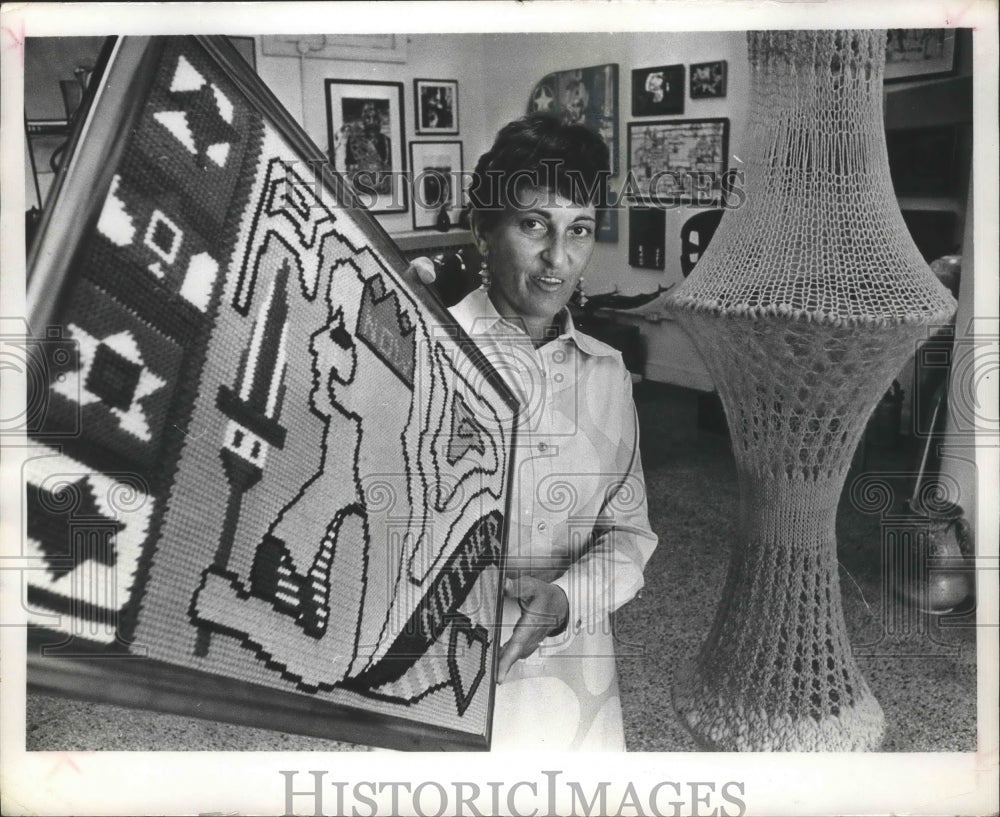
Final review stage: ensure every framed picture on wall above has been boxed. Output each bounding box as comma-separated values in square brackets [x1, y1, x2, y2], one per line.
[884, 29, 957, 82]
[689, 60, 727, 99]
[627, 118, 730, 204]
[527, 63, 619, 174]
[409, 140, 464, 230]
[631, 64, 684, 116]
[628, 206, 666, 270]
[326, 78, 407, 213]
[414, 78, 459, 135]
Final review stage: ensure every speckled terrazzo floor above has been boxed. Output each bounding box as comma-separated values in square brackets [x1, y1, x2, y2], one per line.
[24, 383, 977, 752]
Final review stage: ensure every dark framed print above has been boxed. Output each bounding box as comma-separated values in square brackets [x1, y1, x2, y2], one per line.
[409, 140, 463, 230]
[689, 60, 727, 99]
[326, 78, 407, 213]
[627, 118, 730, 204]
[25, 35, 517, 752]
[527, 63, 619, 174]
[628, 206, 666, 270]
[414, 78, 459, 135]
[631, 64, 684, 116]
[884, 29, 958, 82]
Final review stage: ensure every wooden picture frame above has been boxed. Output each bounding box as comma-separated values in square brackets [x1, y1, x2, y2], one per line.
[689, 60, 727, 99]
[25, 35, 517, 752]
[414, 78, 459, 135]
[409, 140, 463, 230]
[326, 78, 408, 213]
[627, 118, 730, 204]
[632, 64, 684, 116]
[884, 29, 958, 82]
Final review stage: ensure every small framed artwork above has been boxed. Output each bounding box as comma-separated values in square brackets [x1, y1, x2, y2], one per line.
[326, 79, 407, 214]
[689, 60, 727, 99]
[409, 141, 464, 230]
[627, 118, 730, 204]
[632, 64, 684, 116]
[884, 29, 958, 82]
[414, 78, 459, 135]
[628, 206, 666, 270]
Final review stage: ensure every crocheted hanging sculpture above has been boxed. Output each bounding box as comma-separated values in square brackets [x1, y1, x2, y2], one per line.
[666, 30, 955, 750]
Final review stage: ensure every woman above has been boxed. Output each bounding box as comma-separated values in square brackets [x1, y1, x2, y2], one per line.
[447, 114, 658, 750]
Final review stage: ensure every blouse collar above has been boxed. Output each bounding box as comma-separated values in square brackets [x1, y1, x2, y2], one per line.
[449, 287, 617, 358]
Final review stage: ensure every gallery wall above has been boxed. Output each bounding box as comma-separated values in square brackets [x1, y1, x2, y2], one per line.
[26, 30, 973, 394]
[255, 30, 751, 389]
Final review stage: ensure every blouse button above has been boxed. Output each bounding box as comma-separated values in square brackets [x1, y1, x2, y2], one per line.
[537, 521, 548, 532]
[537, 442, 548, 452]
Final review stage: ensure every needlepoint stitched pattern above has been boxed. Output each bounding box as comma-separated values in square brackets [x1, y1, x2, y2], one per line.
[27, 37, 513, 744]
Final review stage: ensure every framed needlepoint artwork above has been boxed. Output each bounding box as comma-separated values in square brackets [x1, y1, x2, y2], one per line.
[24, 35, 517, 751]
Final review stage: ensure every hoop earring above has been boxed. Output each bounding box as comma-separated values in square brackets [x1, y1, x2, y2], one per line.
[479, 259, 491, 291]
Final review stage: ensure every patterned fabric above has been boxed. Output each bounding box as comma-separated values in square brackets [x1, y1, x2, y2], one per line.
[27, 37, 513, 744]
[450, 288, 658, 750]
[665, 30, 956, 750]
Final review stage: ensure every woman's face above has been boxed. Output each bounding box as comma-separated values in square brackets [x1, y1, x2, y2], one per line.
[476, 185, 597, 328]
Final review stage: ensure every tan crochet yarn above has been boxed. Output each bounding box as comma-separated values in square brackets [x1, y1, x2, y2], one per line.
[667, 30, 956, 750]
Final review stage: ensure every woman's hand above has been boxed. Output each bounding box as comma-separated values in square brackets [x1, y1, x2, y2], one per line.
[497, 575, 569, 683]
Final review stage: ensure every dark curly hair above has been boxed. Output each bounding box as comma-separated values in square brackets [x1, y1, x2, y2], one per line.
[465, 113, 611, 232]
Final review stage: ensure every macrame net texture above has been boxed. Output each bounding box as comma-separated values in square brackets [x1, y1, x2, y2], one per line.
[670, 30, 955, 326]
[669, 314, 926, 750]
[665, 30, 957, 750]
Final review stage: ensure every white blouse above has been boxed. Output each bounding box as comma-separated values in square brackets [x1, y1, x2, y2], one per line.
[449, 287, 658, 661]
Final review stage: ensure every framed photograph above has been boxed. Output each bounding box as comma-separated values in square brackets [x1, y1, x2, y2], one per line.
[414, 78, 459, 135]
[326, 78, 407, 213]
[627, 118, 730, 204]
[689, 60, 727, 99]
[884, 29, 958, 82]
[632, 64, 684, 116]
[409, 140, 463, 230]
[528, 63, 619, 174]
[628, 206, 666, 270]
[25, 35, 517, 752]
